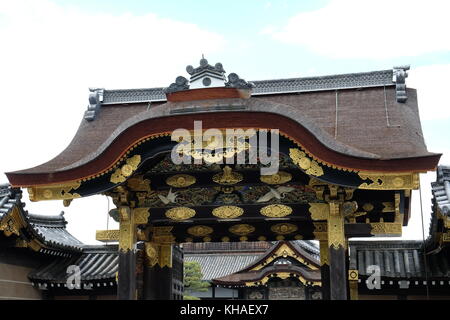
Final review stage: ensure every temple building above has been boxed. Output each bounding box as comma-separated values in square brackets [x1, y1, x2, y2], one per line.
[1, 58, 445, 300]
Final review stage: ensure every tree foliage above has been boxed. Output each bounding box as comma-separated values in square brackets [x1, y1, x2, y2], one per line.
[183, 261, 210, 299]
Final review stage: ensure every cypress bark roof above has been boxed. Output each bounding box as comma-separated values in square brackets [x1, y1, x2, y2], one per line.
[6, 67, 440, 186]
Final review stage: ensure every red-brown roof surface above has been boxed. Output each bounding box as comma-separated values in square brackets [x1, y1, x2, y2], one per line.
[6, 78, 440, 186]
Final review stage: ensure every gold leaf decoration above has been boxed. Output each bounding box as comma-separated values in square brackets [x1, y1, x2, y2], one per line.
[370, 222, 402, 236]
[289, 148, 324, 177]
[96, 229, 120, 242]
[133, 207, 150, 224]
[127, 176, 151, 192]
[166, 174, 196, 188]
[212, 166, 243, 185]
[145, 242, 159, 267]
[308, 203, 329, 220]
[110, 155, 141, 184]
[260, 204, 293, 218]
[28, 181, 81, 202]
[328, 202, 345, 249]
[187, 225, 213, 237]
[229, 224, 255, 236]
[165, 207, 196, 221]
[212, 206, 244, 219]
[362, 203, 374, 212]
[271, 223, 298, 235]
[260, 171, 292, 185]
[0, 207, 27, 237]
[358, 172, 420, 190]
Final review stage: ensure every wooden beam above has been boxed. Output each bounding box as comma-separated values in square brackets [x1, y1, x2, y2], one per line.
[319, 240, 330, 300]
[117, 206, 138, 300]
[327, 201, 348, 300]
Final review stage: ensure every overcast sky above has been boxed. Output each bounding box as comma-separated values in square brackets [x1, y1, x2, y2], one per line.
[1, 0, 449, 244]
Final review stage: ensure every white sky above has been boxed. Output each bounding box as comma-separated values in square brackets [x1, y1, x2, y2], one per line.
[1, 0, 449, 244]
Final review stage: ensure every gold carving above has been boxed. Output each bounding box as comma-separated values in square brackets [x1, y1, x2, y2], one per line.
[362, 203, 374, 212]
[221, 236, 230, 242]
[328, 202, 346, 249]
[240, 236, 248, 242]
[251, 242, 318, 271]
[382, 202, 395, 212]
[212, 206, 244, 219]
[313, 222, 328, 240]
[212, 166, 243, 185]
[110, 155, 141, 184]
[260, 171, 292, 185]
[152, 226, 176, 244]
[444, 217, 450, 230]
[119, 206, 131, 222]
[165, 207, 196, 220]
[344, 188, 355, 200]
[308, 203, 329, 220]
[348, 270, 359, 281]
[28, 181, 81, 202]
[166, 174, 196, 188]
[271, 223, 298, 235]
[370, 222, 402, 236]
[96, 229, 120, 242]
[145, 242, 159, 267]
[260, 204, 293, 218]
[0, 207, 24, 237]
[159, 244, 173, 268]
[133, 207, 150, 224]
[137, 229, 149, 241]
[118, 205, 139, 251]
[319, 240, 329, 265]
[442, 231, 450, 242]
[127, 176, 151, 192]
[342, 201, 358, 216]
[187, 225, 213, 237]
[289, 148, 324, 177]
[250, 272, 320, 287]
[358, 172, 420, 190]
[229, 224, 255, 236]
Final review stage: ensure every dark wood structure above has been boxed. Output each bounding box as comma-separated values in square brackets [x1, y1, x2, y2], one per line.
[3, 59, 441, 299]
[1, 165, 450, 300]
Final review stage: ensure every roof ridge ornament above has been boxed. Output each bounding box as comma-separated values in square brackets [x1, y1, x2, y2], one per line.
[84, 88, 104, 121]
[164, 56, 253, 93]
[225, 72, 255, 89]
[163, 76, 189, 94]
[393, 65, 410, 103]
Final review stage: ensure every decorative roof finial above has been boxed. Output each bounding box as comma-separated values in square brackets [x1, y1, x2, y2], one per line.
[164, 57, 254, 93]
[393, 65, 410, 103]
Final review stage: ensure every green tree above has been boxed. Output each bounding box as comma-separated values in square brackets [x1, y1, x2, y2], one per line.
[183, 261, 210, 300]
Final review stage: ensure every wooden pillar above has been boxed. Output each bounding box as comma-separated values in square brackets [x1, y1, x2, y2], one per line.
[327, 201, 348, 300]
[143, 243, 174, 300]
[319, 240, 331, 300]
[143, 227, 176, 300]
[117, 206, 138, 300]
